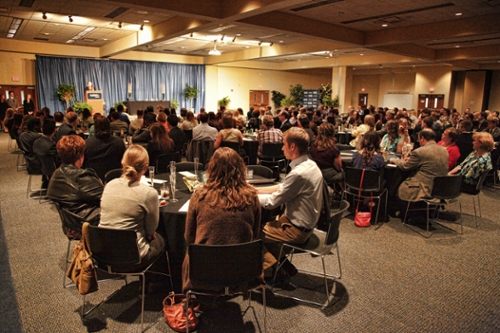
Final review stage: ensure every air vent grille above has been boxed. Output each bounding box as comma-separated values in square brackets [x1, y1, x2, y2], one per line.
[105, 7, 129, 19]
[291, 0, 344, 12]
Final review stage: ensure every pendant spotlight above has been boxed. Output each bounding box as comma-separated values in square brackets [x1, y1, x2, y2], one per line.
[68, 15, 73, 23]
[42, 12, 47, 20]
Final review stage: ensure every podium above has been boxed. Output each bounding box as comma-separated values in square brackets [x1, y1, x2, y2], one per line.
[84, 90, 104, 114]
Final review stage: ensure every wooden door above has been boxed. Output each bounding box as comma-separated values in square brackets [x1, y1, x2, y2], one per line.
[0, 85, 38, 112]
[358, 93, 368, 108]
[249, 90, 269, 110]
[418, 94, 444, 110]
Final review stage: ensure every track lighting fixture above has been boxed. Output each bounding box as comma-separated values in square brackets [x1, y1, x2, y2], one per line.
[42, 12, 47, 20]
[190, 32, 193, 37]
[232, 36, 236, 42]
[118, 21, 122, 28]
[270, 42, 273, 46]
[258, 41, 262, 46]
[208, 40, 221, 56]
[68, 15, 73, 23]
[221, 34, 225, 42]
[140, 24, 144, 31]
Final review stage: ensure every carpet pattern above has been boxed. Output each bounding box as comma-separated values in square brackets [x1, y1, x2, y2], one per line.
[0, 132, 499, 333]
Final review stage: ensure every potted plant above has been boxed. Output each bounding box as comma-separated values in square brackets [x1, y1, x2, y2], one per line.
[56, 83, 76, 109]
[184, 84, 199, 108]
[218, 96, 231, 109]
[280, 97, 295, 108]
[271, 90, 286, 109]
[170, 99, 179, 110]
[289, 83, 303, 106]
[73, 101, 93, 114]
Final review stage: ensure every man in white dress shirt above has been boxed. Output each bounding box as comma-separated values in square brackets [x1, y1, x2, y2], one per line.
[192, 112, 218, 141]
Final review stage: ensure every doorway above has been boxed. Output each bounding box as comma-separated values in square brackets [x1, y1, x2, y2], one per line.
[418, 94, 444, 110]
[0, 85, 38, 113]
[358, 93, 368, 108]
[249, 90, 269, 110]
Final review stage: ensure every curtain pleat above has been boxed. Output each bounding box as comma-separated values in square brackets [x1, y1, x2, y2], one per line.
[35, 55, 205, 114]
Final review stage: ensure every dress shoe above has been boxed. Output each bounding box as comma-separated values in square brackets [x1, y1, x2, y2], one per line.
[281, 259, 298, 277]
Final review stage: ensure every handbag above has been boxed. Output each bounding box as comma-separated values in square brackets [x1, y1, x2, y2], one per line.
[66, 223, 98, 295]
[354, 169, 373, 228]
[163, 292, 199, 333]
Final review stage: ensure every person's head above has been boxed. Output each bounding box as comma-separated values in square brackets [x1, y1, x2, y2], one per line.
[386, 120, 399, 140]
[364, 114, 375, 128]
[205, 147, 247, 186]
[487, 116, 498, 129]
[65, 111, 78, 125]
[283, 127, 309, 159]
[9, 91, 14, 98]
[144, 112, 157, 127]
[418, 128, 436, 145]
[180, 108, 187, 118]
[472, 132, 494, 152]
[41, 119, 56, 136]
[297, 115, 309, 129]
[110, 111, 120, 121]
[362, 129, 380, 146]
[252, 109, 260, 118]
[26, 117, 41, 132]
[157, 112, 167, 123]
[208, 111, 216, 121]
[56, 135, 85, 166]
[53, 111, 63, 123]
[94, 116, 111, 139]
[136, 109, 144, 118]
[150, 122, 166, 140]
[186, 111, 196, 122]
[442, 127, 458, 144]
[459, 120, 473, 132]
[262, 115, 274, 128]
[117, 104, 124, 113]
[200, 112, 209, 123]
[121, 145, 149, 182]
[167, 114, 179, 127]
[221, 113, 234, 129]
[279, 111, 289, 122]
[82, 108, 91, 119]
[422, 116, 433, 129]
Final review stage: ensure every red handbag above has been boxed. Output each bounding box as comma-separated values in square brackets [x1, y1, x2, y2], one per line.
[163, 292, 199, 333]
[354, 169, 372, 228]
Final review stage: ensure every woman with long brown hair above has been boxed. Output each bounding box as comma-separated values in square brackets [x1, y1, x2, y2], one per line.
[182, 147, 261, 292]
[146, 122, 174, 167]
[310, 122, 344, 187]
[352, 131, 385, 171]
[380, 119, 401, 152]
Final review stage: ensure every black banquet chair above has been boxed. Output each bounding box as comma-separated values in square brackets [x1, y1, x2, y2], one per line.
[185, 240, 266, 333]
[402, 175, 463, 237]
[156, 152, 181, 173]
[104, 168, 122, 184]
[247, 165, 274, 179]
[460, 170, 490, 228]
[271, 200, 350, 309]
[175, 162, 205, 172]
[82, 222, 173, 332]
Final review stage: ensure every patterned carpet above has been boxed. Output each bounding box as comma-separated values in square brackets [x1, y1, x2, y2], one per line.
[0, 132, 499, 333]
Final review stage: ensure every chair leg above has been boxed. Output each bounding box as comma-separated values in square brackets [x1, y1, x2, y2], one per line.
[63, 239, 75, 288]
[402, 201, 411, 224]
[472, 196, 478, 228]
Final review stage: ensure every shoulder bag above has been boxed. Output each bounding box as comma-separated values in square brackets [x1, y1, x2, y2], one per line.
[163, 292, 199, 332]
[354, 169, 372, 228]
[66, 223, 98, 295]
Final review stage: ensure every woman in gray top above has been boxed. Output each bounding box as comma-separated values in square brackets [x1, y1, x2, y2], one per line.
[99, 144, 165, 268]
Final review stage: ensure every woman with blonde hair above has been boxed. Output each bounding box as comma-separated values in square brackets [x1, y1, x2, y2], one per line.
[180, 110, 198, 130]
[182, 147, 261, 292]
[310, 122, 344, 187]
[100, 144, 165, 269]
[350, 114, 375, 148]
[449, 131, 493, 193]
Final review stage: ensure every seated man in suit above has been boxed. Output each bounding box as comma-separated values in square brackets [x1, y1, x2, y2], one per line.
[389, 129, 448, 214]
[33, 119, 59, 188]
[109, 111, 129, 137]
[53, 111, 77, 143]
[167, 114, 187, 157]
[257, 127, 323, 285]
[132, 112, 156, 144]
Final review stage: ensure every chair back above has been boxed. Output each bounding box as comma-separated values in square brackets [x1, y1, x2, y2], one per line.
[156, 152, 181, 173]
[175, 162, 205, 172]
[246, 165, 273, 178]
[476, 169, 491, 191]
[344, 167, 384, 192]
[188, 240, 263, 287]
[187, 140, 214, 165]
[317, 181, 332, 231]
[220, 141, 241, 153]
[325, 200, 350, 246]
[23, 150, 43, 175]
[104, 168, 123, 184]
[336, 144, 353, 151]
[183, 130, 193, 141]
[431, 175, 463, 199]
[261, 142, 285, 160]
[86, 224, 140, 266]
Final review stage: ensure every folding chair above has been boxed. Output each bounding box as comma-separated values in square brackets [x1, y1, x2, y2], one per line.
[460, 170, 490, 228]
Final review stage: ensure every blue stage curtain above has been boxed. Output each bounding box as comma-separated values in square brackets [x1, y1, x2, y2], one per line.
[35, 55, 205, 114]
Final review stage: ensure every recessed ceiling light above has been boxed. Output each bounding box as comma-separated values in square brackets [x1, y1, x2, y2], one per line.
[382, 24, 388, 27]
[236, 33, 241, 37]
[54, 23, 60, 26]
[455, 12, 462, 16]
[103, 38, 108, 41]
[360, 53, 364, 56]
[279, 40, 283, 43]
[143, 20, 149, 23]
[455, 45, 460, 48]
[43, 32, 50, 36]
[138, 10, 148, 14]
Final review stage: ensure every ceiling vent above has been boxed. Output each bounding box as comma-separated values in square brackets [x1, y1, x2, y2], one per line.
[19, 0, 35, 7]
[383, 16, 402, 24]
[105, 7, 129, 19]
[291, 0, 344, 12]
[33, 37, 49, 41]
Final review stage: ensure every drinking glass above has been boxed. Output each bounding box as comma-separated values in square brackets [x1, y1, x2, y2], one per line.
[247, 169, 254, 179]
[148, 166, 155, 186]
[160, 182, 170, 200]
[170, 174, 178, 202]
[194, 157, 199, 179]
